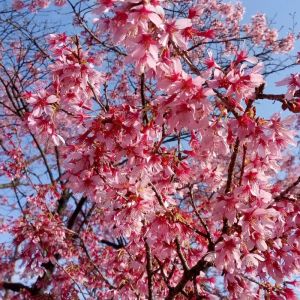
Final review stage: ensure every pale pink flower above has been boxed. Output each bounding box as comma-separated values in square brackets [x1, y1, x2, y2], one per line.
[160, 18, 192, 49]
[128, 4, 164, 29]
[26, 90, 58, 117]
[276, 73, 300, 100]
[215, 235, 241, 273]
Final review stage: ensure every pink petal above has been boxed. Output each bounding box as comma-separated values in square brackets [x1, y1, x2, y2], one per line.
[175, 18, 192, 30]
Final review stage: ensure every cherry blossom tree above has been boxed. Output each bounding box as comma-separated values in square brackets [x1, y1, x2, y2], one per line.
[0, 0, 300, 298]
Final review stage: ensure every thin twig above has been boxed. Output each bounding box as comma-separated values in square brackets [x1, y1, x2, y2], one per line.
[188, 187, 214, 250]
[274, 176, 300, 201]
[175, 237, 189, 272]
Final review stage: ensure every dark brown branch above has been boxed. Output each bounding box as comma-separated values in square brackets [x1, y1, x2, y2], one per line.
[149, 182, 166, 208]
[274, 176, 300, 202]
[257, 93, 285, 101]
[100, 237, 127, 250]
[141, 73, 149, 125]
[222, 138, 240, 235]
[2, 281, 34, 293]
[175, 237, 189, 272]
[67, 196, 87, 229]
[54, 146, 62, 181]
[176, 46, 201, 76]
[225, 138, 240, 193]
[1, 281, 47, 296]
[256, 92, 300, 113]
[145, 240, 153, 300]
[56, 189, 71, 215]
[239, 145, 247, 186]
[165, 258, 212, 300]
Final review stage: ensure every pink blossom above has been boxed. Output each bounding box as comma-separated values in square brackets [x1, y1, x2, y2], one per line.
[215, 235, 241, 273]
[276, 73, 300, 100]
[1, 1, 300, 299]
[160, 18, 193, 49]
[25, 90, 58, 117]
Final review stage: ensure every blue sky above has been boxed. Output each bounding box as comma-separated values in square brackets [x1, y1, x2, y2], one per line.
[240, 0, 300, 117]
[242, 0, 300, 23]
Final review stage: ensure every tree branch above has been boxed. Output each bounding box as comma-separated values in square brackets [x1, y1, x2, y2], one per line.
[274, 176, 300, 201]
[225, 138, 240, 193]
[165, 258, 212, 300]
[1, 281, 45, 296]
[175, 237, 189, 272]
[141, 73, 149, 125]
[145, 239, 153, 300]
[67, 196, 87, 229]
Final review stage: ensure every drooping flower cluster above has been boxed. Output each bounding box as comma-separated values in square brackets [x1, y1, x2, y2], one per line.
[24, 34, 104, 145]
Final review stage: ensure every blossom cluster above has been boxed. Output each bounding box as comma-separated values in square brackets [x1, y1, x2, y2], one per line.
[0, 0, 300, 299]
